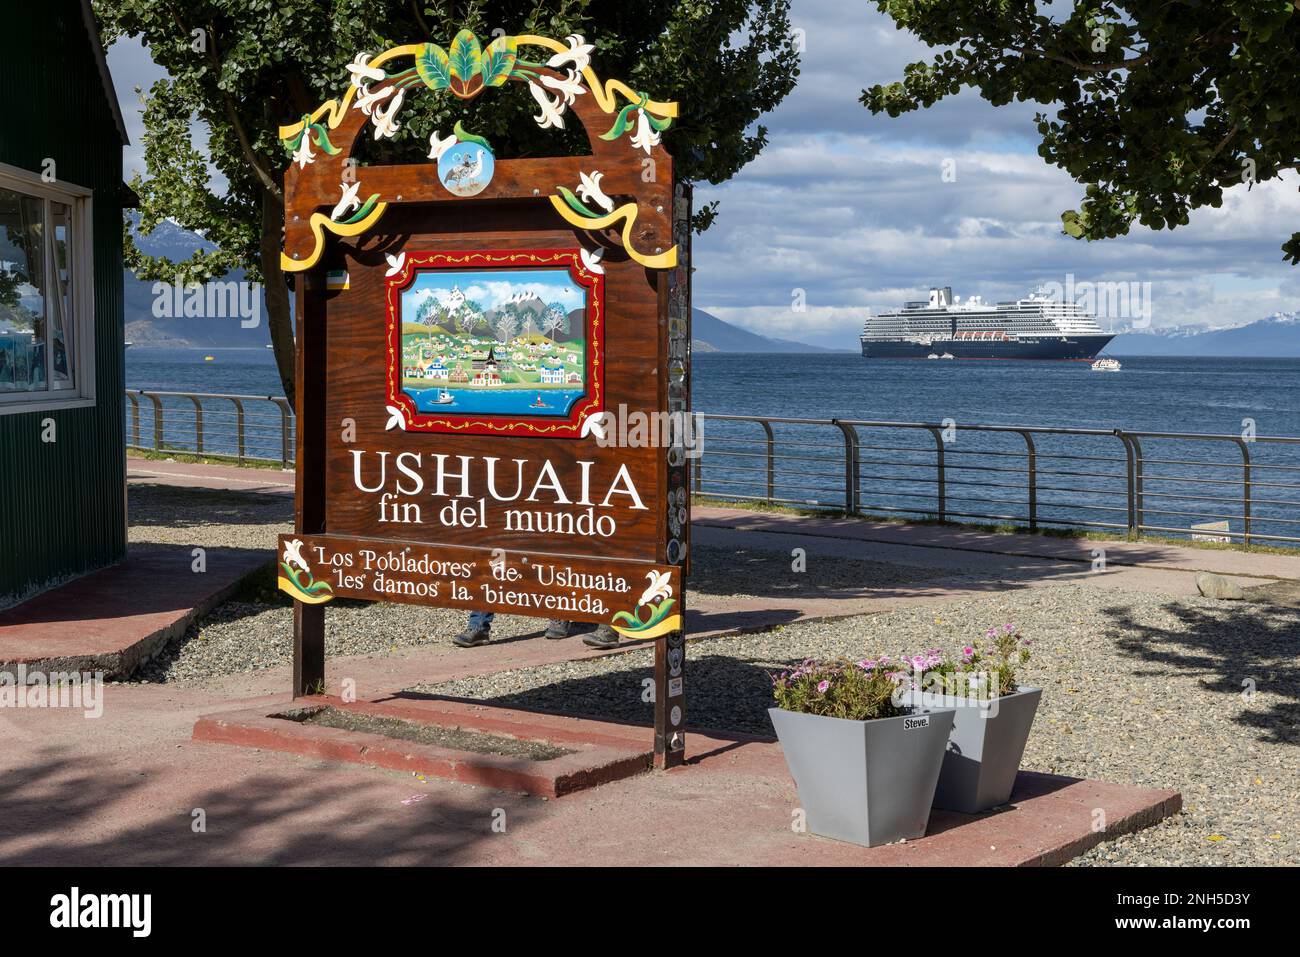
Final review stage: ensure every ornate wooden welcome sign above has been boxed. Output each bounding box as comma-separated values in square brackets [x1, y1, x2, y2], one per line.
[276, 30, 692, 766]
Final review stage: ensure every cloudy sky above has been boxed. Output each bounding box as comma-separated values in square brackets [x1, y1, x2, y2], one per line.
[106, 0, 1300, 349]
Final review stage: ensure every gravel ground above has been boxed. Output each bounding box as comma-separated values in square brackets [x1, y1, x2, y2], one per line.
[413, 583, 1300, 867]
[126, 480, 1300, 865]
[128, 481, 292, 550]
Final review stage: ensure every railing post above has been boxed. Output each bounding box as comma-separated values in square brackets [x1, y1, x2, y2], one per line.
[272, 397, 293, 468]
[1236, 438, 1252, 547]
[230, 397, 246, 463]
[1130, 435, 1145, 539]
[831, 419, 859, 514]
[760, 419, 775, 504]
[187, 395, 204, 455]
[1116, 432, 1136, 538]
[1019, 430, 1037, 531]
[146, 393, 164, 452]
[126, 391, 140, 448]
[926, 426, 946, 522]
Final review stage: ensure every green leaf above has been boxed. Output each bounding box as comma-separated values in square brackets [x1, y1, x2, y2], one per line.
[600, 104, 637, 141]
[416, 43, 451, 90]
[449, 30, 483, 84]
[339, 194, 381, 225]
[556, 185, 601, 219]
[481, 35, 518, 88]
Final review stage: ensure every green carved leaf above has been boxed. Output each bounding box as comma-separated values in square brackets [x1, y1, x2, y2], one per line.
[449, 30, 483, 84]
[481, 34, 518, 87]
[416, 43, 452, 90]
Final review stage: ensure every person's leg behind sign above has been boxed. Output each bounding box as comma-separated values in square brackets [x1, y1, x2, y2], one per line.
[453, 610, 495, 647]
[453, 613, 619, 648]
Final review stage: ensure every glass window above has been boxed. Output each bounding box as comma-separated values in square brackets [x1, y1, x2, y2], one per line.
[0, 186, 48, 393]
[0, 172, 89, 407]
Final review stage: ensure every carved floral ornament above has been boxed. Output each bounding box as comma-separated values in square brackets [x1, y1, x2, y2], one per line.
[278, 31, 679, 273]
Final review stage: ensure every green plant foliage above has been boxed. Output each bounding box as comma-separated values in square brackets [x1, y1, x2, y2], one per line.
[861, 2, 1300, 264]
[771, 658, 907, 721]
[94, 0, 800, 397]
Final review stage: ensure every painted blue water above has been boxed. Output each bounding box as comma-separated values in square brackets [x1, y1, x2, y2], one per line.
[408, 386, 583, 416]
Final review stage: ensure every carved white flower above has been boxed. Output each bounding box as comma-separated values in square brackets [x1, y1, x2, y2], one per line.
[371, 88, 405, 139]
[629, 108, 661, 154]
[384, 252, 406, 278]
[331, 181, 362, 222]
[528, 81, 566, 130]
[546, 34, 594, 73]
[283, 539, 310, 574]
[638, 570, 673, 609]
[354, 83, 394, 117]
[579, 246, 605, 275]
[291, 132, 315, 169]
[427, 130, 458, 161]
[347, 52, 385, 86]
[539, 68, 584, 106]
[576, 171, 614, 213]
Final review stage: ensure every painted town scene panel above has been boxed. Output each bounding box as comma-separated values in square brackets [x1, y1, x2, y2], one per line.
[397, 265, 590, 419]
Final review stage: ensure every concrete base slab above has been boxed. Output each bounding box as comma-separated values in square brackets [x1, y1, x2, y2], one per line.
[193, 694, 654, 799]
[191, 692, 1179, 864]
[0, 544, 271, 678]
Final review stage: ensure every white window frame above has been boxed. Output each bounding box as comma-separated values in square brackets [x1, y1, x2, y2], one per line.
[0, 160, 97, 415]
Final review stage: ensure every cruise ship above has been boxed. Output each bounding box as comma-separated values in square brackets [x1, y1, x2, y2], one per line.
[860, 287, 1114, 360]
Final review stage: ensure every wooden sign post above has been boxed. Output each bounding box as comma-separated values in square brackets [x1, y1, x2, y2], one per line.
[276, 32, 692, 767]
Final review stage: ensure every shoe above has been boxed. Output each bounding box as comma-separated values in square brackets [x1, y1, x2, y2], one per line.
[453, 627, 491, 647]
[582, 624, 620, 649]
[543, 619, 574, 640]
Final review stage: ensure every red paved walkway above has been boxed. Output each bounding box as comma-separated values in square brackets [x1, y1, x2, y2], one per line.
[0, 544, 270, 678]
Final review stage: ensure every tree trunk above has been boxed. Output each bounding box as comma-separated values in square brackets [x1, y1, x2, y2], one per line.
[259, 188, 296, 400]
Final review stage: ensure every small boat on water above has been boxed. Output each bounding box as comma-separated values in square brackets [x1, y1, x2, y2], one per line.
[1090, 357, 1121, 372]
[926, 353, 939, 360]
[203, 355, 215, 362]
[530, 393, 551, 409]
[940, 352, 955, 360]
[428, 389, 455, 405]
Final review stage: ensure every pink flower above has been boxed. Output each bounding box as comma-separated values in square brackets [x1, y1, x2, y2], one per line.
[962, 646, 975, 657]
[1003, 623, 1015, 633]
[986, 628, 998, 638]
[817, 680, 830, 693]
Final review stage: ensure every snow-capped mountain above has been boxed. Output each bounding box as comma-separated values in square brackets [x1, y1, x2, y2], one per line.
[1106, 312, 1300, 356]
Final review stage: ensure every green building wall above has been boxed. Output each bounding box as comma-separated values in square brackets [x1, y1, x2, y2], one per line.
[0, 0, 126, 606]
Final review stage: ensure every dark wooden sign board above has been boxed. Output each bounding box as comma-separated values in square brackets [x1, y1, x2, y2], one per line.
[276, 32, 692, 766]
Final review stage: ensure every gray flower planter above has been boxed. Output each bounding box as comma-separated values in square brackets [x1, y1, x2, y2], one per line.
[904, 686, 1042, 813]
[768, 706, 955, 847]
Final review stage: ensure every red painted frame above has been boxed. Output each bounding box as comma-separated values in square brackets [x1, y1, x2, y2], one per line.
[385, 248, 604, 437]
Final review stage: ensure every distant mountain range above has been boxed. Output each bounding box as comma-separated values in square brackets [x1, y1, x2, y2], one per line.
[1105, 312, 1300, 357]
[121, 217, 837, 353]
[691, 309, 839, 353]
[124, 215, 271, 348]
[128, 218, 1296, 357]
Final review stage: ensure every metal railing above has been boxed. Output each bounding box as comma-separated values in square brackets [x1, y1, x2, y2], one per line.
[694, 414, 1300, 547]
[125, 390, 295, 467]
[122, 392, 1300, 546]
